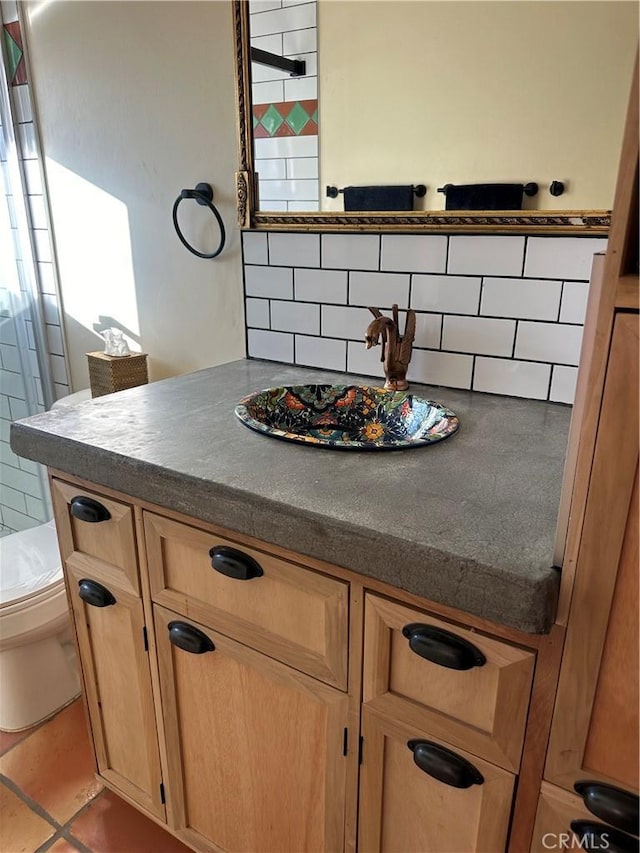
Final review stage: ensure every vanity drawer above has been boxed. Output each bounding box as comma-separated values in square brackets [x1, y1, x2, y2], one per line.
[143, 512, 349, 690]
[363, 594, 535, 771]
[51, 478, 140, 595]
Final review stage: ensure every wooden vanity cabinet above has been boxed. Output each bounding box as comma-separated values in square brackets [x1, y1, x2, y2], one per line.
[154, 605, 349, 853]
[50, 479, 165, 820]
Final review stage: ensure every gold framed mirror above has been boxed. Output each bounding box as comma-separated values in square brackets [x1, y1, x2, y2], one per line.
[233, 1, 634, 234]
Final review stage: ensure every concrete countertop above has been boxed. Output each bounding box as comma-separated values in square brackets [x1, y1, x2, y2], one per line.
[11, 359, 571, 633]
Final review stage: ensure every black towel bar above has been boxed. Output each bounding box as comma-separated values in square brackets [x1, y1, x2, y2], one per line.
[326, 184, 426, 199]
[437, 182, 539, 197]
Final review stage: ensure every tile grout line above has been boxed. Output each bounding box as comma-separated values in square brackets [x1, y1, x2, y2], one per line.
[0, 773, 61, 831]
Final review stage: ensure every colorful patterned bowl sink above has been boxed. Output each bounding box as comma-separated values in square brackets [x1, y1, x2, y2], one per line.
[235, 385, 459, 450]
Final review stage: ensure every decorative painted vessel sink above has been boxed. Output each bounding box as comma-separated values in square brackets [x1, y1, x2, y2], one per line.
[235, 385, 459, 450]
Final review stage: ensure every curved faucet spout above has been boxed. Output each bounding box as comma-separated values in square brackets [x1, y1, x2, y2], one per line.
[364, 305, 416, 392]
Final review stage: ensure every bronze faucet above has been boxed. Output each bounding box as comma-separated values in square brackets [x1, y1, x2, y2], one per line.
[364, 304, 416, 392]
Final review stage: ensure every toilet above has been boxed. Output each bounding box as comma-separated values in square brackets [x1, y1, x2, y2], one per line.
[0, 520, 80, 730]
[0, 391, 90, 731]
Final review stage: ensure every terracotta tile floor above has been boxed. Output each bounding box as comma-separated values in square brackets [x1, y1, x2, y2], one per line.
[0, 699, 190, 853]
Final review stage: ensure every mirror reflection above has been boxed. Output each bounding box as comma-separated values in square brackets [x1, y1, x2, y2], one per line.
[247, 1, 636, 214]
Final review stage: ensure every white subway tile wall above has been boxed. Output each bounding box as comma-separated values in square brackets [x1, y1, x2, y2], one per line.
[242, 231, 604, 403]
[249, 0, 319, 211]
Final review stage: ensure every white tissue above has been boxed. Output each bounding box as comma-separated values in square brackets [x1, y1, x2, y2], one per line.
[102, 328, 130, 357]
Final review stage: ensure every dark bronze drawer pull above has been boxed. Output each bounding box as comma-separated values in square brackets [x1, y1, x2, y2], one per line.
[168, 621, 215, 655]
[78, 579, 116, 608]
[209, 545, 264, 580]
[407, 740, 484, 788]
[402, 623, 486, 670]
[70, 496, 111, 523]
[574, 782, 639, 836]
[569, 821, 638, 853]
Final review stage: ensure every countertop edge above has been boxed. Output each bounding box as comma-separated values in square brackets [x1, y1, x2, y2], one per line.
[11, 420, 559, 634]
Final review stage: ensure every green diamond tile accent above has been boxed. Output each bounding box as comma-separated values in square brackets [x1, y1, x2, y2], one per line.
[260, 103, 284, 137]
[3, 29, 22, 82]
[285, 102, 311, 135]
[253, 114, 259, 129]
[312, 108, 318, 124]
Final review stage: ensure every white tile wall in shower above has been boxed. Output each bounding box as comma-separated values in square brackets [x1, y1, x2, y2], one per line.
[245, 297, 270, 328]
[411, 274, 481, 315]
[242, 231, 605, 404]
[381, 234, 447, 274]
[255, 158, 287, 180]
[254, 136, 318, 160]
[474, 357, 551, 400]
[524, 239, 607, 281]
[480, 277, 562, 321]
[349, 272, 410, 309]
[448, 235, 526, 277]
[283, 27, 317, 53]
[296, 334, 345, 372]
[269, 232, 319, 267]
[250, 2, 316, 38]
[515, 321, 583, 366]
[322, 234, 380, 271]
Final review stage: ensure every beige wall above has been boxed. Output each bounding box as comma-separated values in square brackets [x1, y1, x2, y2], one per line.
[25, 0, 245, 388]
[319, 1, 637, 211]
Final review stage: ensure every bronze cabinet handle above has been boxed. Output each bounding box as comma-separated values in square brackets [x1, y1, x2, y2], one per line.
[407, 740, 484, 788]
[209, 546, 264, 580]
[574, 782, 639, 836]
[78, 579, 116, 608]
[168, 622, 215, 655]
[70, 496, 111, 523]
[402, 623, 486, 670]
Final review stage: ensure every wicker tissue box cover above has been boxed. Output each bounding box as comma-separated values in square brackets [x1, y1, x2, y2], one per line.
[87, 351, 149, 398]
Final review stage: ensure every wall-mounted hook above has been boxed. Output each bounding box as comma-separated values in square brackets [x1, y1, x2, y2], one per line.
[550, 181, 565, 197]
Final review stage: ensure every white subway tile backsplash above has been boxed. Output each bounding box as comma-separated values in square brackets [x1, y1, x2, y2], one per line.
[22, 160, 42, 195]
[283, 27, 317, 53]
[50, 354, 68, 385]
[271, 299, 319, 334]
[245, 265, 293, 299]
[295, 268, 347, 304]
[255, 158, 287, 180]
[248, 329, 294, 362]
[347, 340, 387, 380]
[349, 272, 410, 309]
[408, 350, 473, 390]
[27, 195, 47, 230]
[322, 234, 380, 271]
[258, 178, 318, 202]
[252, 80, 285, 105]
[515, 322, 583, 366]
[249, 32, 283, 53]
[45, 324, 64, 356]
[295, 335, 346, 371]
[42, 294, 60, 326]
[12, 85, 32, 123]
[288, 200, 319, 212]
[481, 277, 562, 321]
[525, 238, 606, 281]
[322, 305, 372, 340]
[250, 3, 315, 37]
[37, 263, 56, 294]
[250, 1, 282, 14]
[443, 316, 515, 357]
[243, 232, 269, 265]
[413, 313, 442, 349]
[254, 135, 318, 160]
[448, 236, 525, 277]
[474, 357, 550, 400]
[269, 232, 319, 267]
[560, 281, 589, 324]
[17, 123, 37, 159]
[550, 365, 578, 404]
[411, 274, 480, 315]
[286, 158, 318, 180]
[245, 298, 270, 328]
[284, 75, 318, 102]
[381, 235, 447, 274]
[260, 200, 288, 212]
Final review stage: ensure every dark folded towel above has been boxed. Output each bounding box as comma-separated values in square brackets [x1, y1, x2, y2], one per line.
[343, 185, 414, 212]
[443, 183, 524, 211]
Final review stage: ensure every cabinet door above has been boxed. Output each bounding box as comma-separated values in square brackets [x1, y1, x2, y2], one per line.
[67, 567, 165, 818]
[359, 706, 514, 853]
[546, 313, 639, 794]
[154, 605, 349, 853]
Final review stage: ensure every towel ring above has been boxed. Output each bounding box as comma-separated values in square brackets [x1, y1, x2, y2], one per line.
[172, 182, 226, 259]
